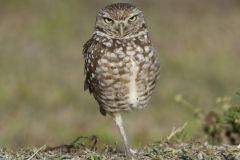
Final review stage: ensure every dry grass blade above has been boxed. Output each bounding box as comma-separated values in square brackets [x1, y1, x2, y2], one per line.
[167, 122, 188, 141]
[26, 145, 46, 160]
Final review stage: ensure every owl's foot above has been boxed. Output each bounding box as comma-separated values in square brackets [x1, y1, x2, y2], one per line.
[125, 148, 138, 159]
[129, 148, 138, 155]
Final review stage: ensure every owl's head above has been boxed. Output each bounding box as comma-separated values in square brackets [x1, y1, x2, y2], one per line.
[95, 3, 146, 39]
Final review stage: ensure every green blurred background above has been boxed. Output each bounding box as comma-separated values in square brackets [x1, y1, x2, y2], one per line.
[0, 0, 240, 149]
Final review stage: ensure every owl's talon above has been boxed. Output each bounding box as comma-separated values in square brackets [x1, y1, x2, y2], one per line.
[130, 148, 138, 155]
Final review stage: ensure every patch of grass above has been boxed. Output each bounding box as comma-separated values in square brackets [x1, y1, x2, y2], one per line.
[1, 140, 240, 160]
[0, 0, 240, 149]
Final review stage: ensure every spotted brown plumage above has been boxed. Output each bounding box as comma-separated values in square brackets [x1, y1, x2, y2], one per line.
[83, 3, 160, 158]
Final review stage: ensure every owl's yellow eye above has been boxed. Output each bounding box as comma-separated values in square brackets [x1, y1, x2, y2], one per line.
[104, 17, 113, 24]
[128, 15, 138, 22]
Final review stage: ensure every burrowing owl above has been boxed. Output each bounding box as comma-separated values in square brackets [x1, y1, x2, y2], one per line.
[83, 3, 160, 157]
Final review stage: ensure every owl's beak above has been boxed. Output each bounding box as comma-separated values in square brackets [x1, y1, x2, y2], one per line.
[118, 23, 124, 37]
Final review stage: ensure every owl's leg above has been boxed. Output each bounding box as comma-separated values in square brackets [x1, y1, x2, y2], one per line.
[112, 113, 132, 158]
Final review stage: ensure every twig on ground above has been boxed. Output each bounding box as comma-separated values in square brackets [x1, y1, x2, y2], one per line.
[44, 135, 98, 152]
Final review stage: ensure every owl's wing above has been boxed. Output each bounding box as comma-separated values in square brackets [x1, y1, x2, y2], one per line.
[83, 37, 108, 116]
[82, 37, 106, 94]
[83, 39, 92, 60]
[83, 38, 93, 91]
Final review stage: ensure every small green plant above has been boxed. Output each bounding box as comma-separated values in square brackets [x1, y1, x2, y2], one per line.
[174, 94, 203, 120]
[223, 107, 240, 144]
[175, 94, 240, 145]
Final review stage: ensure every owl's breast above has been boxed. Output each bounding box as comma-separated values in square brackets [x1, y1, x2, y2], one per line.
[127, 57, 139, 108]
[92, 36, 159, 113]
